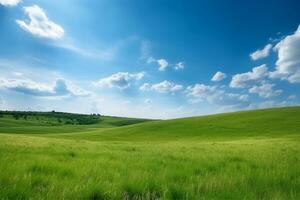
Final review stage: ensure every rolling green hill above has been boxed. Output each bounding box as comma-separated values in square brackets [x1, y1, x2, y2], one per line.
[0, 111, 150, 134]
[58, 106, 300, 141]
[0, 107, 299, 199]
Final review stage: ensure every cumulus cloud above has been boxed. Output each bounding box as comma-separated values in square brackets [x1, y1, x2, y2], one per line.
[0, 78, 89, 97]
[140, 80, 183, 93]
[186, 84, 216, 100]
[211, 71, 227, 82]
[230, 64, 269, 88]
[186, 84, 249, 106]
[174, 62, 185, 70]
[0, 0, 21, 6]
[16, 5, 64, 39]
[249, 83, 282, 98]
[95, 72, 145, 90]
[157, 59, 168, 71]
[250, 44, 272, 60]
[270, 25, 300, 83]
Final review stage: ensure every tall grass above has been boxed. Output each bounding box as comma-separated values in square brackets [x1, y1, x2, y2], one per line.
[0, 107, 299, 199]
[0, 135, 299, 199]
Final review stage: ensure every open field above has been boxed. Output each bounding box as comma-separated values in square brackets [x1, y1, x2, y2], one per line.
[0, 107, 299, 199]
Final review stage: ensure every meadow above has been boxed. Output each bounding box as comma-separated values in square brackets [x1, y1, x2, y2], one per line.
[0, 107, 299, 199]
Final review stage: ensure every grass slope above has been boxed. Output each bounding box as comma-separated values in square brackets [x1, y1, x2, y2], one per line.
[52, 106, 300, 141]
[0, 107, 299, 200]
[0, 111, 150, 134]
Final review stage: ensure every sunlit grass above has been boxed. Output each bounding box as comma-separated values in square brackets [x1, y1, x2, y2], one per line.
[0, 107, 299, 199]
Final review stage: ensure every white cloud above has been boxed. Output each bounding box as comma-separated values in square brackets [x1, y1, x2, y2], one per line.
[140, 80, 183, 93]
[95, 72, 145, 90]
[0, 0, 21, 7]
[230, 64, 269, 88]
[187, 86, 249, 106]
[186, 84, 249, 106]
[250, 44, 272, 60]
[270, 25, 300, 83]
[0, 78, 89, 97]
[211, 71, 227, 82]
[149, 58, 183, 72]
[157, 59, 168, 71]
[16, 5, 64, 40]
[249, 83, 282, 98]
[186, 84, 216, 101]
[174, 62, 185, 70]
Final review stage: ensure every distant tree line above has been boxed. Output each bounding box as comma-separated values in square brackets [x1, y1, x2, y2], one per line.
[0, 110, 101, 125]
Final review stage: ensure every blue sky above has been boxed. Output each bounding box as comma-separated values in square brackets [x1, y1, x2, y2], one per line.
[0, 0, 299, 119]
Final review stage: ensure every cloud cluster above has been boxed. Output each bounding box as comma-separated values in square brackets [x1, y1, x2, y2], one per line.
[145, 55, 184, 72]
[227, 25, 300, 101]
[0, 78, 89, 97]
[16, 5, 64, 39]
[249, 83, 282, 98]
[186, 83, 249, 106]
[230, 64, 269, 88]
[140, 81, 183, 93]
[211, 71, 227, 82]
[250, 44, 273, 60]
[270, 25, 300, 83]
[0, 0, 21, 7]
[95, 72, 145, 90]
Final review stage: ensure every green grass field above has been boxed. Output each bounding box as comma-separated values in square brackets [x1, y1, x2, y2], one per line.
[0, 107, 299, 199]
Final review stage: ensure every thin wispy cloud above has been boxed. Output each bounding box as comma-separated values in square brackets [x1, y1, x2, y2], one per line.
[51, 39, 120, 61]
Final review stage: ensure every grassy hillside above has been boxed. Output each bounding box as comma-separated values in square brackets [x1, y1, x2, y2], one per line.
[0, 111, 150, 134]
[0, 107, 299, 199]
[51, 106, 300, 141]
